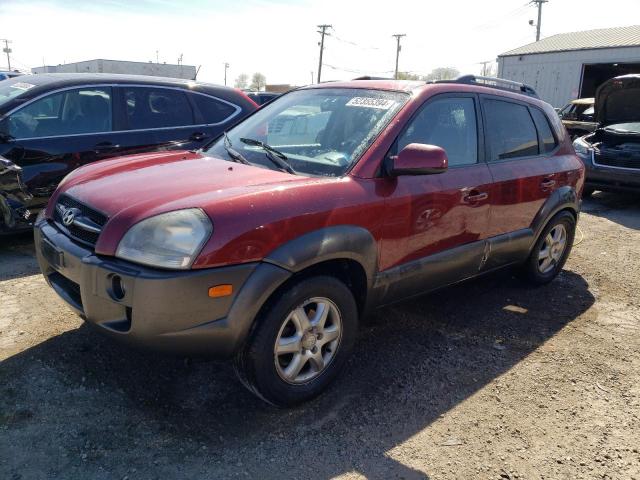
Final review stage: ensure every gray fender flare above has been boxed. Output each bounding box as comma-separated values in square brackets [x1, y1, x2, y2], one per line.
[264, 225, 378, 288]
[530, 185, 580, 250]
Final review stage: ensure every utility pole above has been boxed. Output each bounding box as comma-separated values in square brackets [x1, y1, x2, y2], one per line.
[316, 24, 332, 83]
[1, 39, 12, 70]
[529, 0, 548, 42]
[392, 34, 406, 80]
[223, 62, 229, 86]
[479, 60, 492, 77]
[311, 71, 314, 84]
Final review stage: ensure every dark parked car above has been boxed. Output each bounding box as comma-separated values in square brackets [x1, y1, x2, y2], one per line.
[35, 76, 583, 405]
[0, 74, 257, 233]
[246, 91, 280, 105]
[0, 70, 23, 81]
[558, 97, 596, 139]
[573, 74, 640, 195]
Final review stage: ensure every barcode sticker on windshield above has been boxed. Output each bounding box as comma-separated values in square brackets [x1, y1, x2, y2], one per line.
[345, 97, 396, 109]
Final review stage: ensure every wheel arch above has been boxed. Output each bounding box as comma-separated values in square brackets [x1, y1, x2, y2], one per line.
[530, 186, 579, 245]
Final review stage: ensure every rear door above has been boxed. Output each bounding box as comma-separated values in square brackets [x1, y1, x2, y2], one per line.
[0, 86, 115, 209]
[379, 93, 493, 300]
[111, 86, 243, 155]
[480, 96, 560, 240]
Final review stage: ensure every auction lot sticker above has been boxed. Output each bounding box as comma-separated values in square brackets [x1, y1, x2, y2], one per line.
[346, 97, 396, 109]
[10, 82, 36, 91]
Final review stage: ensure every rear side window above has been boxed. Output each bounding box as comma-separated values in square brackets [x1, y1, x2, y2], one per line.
[4, 87, 112, 139]
[530, 108, 558, 153]
[123, 87, 193, 130]
[190, 94, 237, 124]
[484, 99, 538, 161]
[397, 97, 478, 167]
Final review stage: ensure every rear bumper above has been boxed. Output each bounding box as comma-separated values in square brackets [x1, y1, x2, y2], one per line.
[35, 220, 291, 357]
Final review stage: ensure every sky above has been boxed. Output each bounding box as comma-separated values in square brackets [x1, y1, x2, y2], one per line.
[1, 0, 639, 86]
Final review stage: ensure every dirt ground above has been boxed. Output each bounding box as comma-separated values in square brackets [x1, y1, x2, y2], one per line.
[1, 192, 639, 480]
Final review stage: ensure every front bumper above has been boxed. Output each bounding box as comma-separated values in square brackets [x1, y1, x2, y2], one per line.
[35, 220, 291, 357]
[583, 153, 640, 192]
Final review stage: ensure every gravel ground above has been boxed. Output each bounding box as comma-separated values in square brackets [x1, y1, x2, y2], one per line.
[1, 192, 639, 480]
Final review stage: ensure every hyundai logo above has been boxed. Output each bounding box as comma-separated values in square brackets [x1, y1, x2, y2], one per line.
[61, 207, 79, 227]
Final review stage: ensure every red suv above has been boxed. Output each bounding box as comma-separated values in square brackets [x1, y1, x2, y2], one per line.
[35, 76, 584, 406]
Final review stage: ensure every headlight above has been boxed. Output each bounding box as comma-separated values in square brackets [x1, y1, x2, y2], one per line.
[573, 136, 593, 161]
[116, 209, 212, 269]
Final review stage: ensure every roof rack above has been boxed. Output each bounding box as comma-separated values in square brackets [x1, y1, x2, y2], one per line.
[434, 74, 539, 98]
[352, 76, 394, 81]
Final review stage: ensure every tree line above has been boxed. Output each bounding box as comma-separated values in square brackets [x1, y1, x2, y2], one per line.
[234, 72, 266, 91]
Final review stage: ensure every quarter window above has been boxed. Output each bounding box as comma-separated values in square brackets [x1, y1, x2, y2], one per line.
[484, 99, 538, 161]
[397, 97, 478, 166]
[4, 87, 112, 139]
[190, 94, 236, 124]
[123, 87, 193, 129]
[530, 108, 558, 153]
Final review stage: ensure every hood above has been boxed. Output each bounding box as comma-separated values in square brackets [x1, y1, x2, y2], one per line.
[595, 75, 640, 126]
[56, 150, 313, 218]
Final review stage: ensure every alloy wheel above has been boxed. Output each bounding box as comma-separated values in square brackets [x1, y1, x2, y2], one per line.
[538, 224, 568, 274]
[274, 297, 342, 384]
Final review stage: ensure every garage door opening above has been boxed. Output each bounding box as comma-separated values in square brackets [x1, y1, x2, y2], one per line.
[580, 62, 640, 98]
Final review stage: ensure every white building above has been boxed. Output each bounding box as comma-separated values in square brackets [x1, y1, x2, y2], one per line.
[498, 25, 640, 107]
[32, 59, 197, 80]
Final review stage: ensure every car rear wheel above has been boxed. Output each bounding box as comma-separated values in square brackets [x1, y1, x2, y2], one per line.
[520, 210, 576, 285]
[234, 275, 358, 406]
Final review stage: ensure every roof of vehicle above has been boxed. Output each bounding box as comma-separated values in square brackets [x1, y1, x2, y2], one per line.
[499, 25, 640, 57]
[302, 79, 425, 92]
[5, 72, 217, 89]
[301, 76, 540, 100]
[0, 73, 257, 114]
[571, 98, 594, 105]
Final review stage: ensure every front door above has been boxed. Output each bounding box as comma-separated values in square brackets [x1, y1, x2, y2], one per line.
[379, 94, 493, 301]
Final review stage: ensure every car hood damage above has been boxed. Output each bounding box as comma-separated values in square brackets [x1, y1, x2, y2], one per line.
[0, 156, 33, 231]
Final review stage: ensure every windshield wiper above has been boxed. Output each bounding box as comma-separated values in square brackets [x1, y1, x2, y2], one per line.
[240, 137, 296, 175]
[223, 132, 251, 166]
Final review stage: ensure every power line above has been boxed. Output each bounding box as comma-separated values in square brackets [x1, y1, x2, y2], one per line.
[330, 33, 381, 50]
[316, 24, 332, 83]
[392, 34, 406, 80]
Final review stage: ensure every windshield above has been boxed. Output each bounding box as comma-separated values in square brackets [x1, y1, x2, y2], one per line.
[205, 88, 408, 176]
[0, 80, 36, 109]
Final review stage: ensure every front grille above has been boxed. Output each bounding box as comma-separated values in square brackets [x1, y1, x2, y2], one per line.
[53, 194, 108, 247]
[594, 153, 640, 170]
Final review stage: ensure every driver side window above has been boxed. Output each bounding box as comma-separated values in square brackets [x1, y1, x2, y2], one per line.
[397, 97, 478, 167]
[6, 87, 112, 139]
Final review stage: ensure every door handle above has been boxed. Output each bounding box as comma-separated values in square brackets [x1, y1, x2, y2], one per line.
[190, 132, 208, 142]
[540, 178, 556, 189]
[94, 142, 119, 153]
[463, 191, 488, 203]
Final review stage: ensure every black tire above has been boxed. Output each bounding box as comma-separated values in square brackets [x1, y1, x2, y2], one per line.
[582, 186, 595, 198]
[234, 275, 358, 407]
[520, 210, 576, 285]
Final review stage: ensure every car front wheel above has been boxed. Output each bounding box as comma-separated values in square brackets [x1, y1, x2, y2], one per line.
[234, 275, 358, 406]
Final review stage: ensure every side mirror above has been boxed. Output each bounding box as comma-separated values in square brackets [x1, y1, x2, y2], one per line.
[388, 143, 448, 176]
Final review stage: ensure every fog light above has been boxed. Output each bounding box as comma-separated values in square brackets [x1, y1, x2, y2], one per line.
[209, 284, 233, 298]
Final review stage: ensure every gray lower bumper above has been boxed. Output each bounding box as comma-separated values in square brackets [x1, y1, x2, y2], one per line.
[35, 220, 291, 357]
